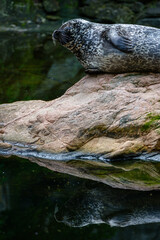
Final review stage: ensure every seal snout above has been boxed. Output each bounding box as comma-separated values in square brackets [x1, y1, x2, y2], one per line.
[53, 30, 61, 40]
[52, 28, 72, 45]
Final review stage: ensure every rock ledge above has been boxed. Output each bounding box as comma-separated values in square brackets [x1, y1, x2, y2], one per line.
[0, 73, 160, 158]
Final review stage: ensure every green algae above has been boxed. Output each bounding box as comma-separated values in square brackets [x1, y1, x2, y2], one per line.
[141, 113, 160, 132]
[65, 159, 160, 190]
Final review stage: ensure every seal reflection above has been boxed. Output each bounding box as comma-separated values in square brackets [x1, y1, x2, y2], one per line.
[1, 157, 160, 239]
[54, 182, 160, 227]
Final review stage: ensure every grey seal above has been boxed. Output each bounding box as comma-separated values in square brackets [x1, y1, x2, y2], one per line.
[52, 19, 160, 73]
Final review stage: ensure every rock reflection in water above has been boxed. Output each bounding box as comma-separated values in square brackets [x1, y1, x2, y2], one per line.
[1, 156, 160, 240]
[55, 182, 160, 228]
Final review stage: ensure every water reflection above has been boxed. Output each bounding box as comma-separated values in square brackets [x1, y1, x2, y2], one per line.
[0, 31, 84, 104]
[0, 183, 10, 212]
[0, 156, 160, 240]
[55, 181, 160, 228]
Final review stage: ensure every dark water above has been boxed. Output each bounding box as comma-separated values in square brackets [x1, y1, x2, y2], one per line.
[1, 23, 160, 239]
[0, 31, 84, 104]
[1, 156, 160, 240]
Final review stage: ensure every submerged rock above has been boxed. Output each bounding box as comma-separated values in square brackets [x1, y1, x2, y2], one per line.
[0, 73, 160, 189]
[79, 1, 160, 27]
[43, 0, 60, 13]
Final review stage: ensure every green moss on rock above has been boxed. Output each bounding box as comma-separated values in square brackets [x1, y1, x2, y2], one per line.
[141, 113, 160, 132]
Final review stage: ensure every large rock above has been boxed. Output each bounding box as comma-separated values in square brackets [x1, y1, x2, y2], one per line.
[1, 73, 160, 190]
[1, 73, 160, 155]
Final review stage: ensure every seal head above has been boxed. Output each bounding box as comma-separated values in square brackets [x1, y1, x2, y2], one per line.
[53, 19, 160, 73]
[52, 19, 92, 51]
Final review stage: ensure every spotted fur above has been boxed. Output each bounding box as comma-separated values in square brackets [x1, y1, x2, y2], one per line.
[53, 19, 160, 73]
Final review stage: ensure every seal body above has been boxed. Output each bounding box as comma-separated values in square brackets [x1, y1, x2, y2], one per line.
[53, 19, 160, 73]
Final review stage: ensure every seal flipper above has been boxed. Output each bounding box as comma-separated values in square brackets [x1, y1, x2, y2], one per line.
[85, 68, 101, 74]
[108, 28, 133, 53]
